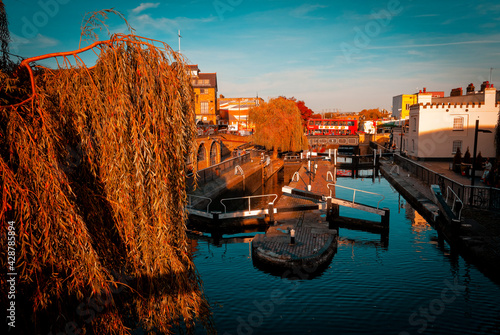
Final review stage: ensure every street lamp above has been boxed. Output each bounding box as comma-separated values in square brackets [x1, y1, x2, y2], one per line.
[470, 119, 492, 188]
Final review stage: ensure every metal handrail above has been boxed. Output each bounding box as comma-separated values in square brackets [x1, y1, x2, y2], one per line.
[292, 171, 300, 181]
[445, 186, 463, 220]
[394, 153, 500, 209]
[220, 194, 278, 213]
[235, 165, 244, 175]
[186, 194, 212, 213]
[326, 171, 334, 182]
[327, 183, 385, 209]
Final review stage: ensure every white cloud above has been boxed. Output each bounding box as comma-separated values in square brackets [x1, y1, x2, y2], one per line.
[127, 12, 215, 38]
[364, 40, 500, 50]
[290, 4, 328, 20]
[132, 3, 160, 14]
[9, 33, 59, 55]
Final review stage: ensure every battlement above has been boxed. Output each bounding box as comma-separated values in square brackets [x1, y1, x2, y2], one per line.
[416, 101, 499, 110]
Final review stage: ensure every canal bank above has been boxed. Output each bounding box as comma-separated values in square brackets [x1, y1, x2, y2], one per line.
[380, 158, 500, 283]
[187, 151, 284, 229]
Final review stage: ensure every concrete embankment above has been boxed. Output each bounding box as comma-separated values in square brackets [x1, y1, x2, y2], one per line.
[187, 155, 284, 229]
[380, 159, 500, 283]
[379, 161, 439, 224]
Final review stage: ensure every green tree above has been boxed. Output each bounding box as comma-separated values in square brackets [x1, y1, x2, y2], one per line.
[250, 97, 308, 158]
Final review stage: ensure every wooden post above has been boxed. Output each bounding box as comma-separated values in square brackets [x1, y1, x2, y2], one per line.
[328, 203, 340, 229]
[326, 197, 332, 220]
[268, 202, 275, 224]
[381, 208, 390, 227]
[212, 211, 220, 225]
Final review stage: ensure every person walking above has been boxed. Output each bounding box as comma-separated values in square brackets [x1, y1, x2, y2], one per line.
[482, 158, 492, 182]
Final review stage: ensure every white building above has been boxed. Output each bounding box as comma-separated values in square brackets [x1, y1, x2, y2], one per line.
[405, 83, 498, 160]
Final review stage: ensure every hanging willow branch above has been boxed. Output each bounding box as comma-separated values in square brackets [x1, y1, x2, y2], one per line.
[0, 32, 213, 334]
[79, 8, 135, 48]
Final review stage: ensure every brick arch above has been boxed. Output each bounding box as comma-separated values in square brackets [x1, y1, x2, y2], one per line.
[209, 140, 221, 166]
[196, 142, 208, 170]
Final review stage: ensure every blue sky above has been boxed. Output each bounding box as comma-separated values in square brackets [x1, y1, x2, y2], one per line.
[5, 0, 500, 113]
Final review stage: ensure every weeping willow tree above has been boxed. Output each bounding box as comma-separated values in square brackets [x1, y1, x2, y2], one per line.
[0, 10, 213, 335]
[249, 96, 308, 158]
[0, 0, 10, 69]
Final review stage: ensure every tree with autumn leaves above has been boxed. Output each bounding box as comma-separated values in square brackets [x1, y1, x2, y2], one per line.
[291, 97, 313, 127]
[0, 7, 214, 335]
[249, 97, 308, 158]
[277, 96, 313, 128]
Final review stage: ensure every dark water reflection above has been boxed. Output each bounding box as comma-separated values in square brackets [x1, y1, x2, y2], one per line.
[188, 174, 500, 335]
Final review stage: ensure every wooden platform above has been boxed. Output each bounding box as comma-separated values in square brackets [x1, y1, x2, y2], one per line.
[252, 211, 338, 271]
[252, 161, 338, 273]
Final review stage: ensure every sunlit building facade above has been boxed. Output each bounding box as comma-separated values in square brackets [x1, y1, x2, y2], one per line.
[392, 94, 417, 119]
[405, 82, 498, 160]
[188, 65, 218, 125]
[393, 88, 444, 119]
[218, 97, 263, 131]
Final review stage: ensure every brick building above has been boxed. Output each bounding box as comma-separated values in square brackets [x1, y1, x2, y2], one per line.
[188, 65, 218, 125]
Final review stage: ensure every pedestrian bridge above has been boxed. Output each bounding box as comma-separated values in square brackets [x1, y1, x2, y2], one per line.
[307, 135, 359, 148]
[194, 134, 252, 170]
[194, 137, 221, 171]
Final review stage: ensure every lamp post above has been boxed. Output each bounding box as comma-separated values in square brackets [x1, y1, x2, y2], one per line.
[469, 119, 492, 205]
[471, 119, 492, 187]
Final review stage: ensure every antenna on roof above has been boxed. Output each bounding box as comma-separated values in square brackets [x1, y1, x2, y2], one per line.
[178, 30, 182, 53]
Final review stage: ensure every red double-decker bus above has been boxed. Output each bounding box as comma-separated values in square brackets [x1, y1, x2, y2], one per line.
[306, 118, 358, 135]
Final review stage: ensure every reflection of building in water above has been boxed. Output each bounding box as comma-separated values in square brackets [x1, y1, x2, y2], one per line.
[405, 203, 430, 233]
[405, 201, 415, 222]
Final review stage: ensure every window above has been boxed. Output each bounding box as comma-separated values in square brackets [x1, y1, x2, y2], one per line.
[412, 139, 415, 151]
[200, 88, 208, 94]
[405, 103, 410, 110]
[453, 117, 464, 131]
[412, 118, 417, 132]
[201, 102, 209, 114]
[452, 140, 462, 154]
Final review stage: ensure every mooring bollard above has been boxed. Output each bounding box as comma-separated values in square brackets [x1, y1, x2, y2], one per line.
[290, 229, 295, 245]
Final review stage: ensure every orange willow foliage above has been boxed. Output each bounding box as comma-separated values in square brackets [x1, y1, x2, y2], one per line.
[249, 96, 308, 157]
[0, 34, 213, 334]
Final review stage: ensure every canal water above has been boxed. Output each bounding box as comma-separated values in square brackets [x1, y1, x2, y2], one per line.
[188, 170, 500, 335]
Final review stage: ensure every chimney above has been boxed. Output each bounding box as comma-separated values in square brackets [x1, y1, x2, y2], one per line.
[466, 83, 475, 94]
[484, 85, 496, 106]
[450, 87, 463, 96]
[480, 81, 491, 92]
